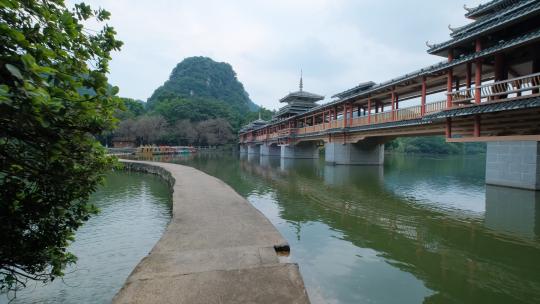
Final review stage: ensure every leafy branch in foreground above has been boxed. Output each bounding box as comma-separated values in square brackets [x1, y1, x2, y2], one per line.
[0, 0, 122, 295]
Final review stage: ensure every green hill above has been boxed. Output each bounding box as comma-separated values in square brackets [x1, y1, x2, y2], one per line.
[147, 56, 259, 112]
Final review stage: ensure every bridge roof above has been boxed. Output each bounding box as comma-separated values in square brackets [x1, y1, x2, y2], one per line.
[275, 102, 319, 118]
[239, 118, 268, 133]
[333, 26, 540, 104]
[428, 0, 540, 55]
[464, 0, 518, 19]
[279, 90, 324, 103]
[424, 96, 540, 120]
[332, 81, 376, 99]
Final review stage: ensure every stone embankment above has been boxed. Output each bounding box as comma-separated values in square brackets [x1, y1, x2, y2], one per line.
[113, 160, 310, 304]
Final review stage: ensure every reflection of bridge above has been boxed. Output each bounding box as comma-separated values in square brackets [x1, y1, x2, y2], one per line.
[238, 154, 540, 303]
[239, 1, 540, 190]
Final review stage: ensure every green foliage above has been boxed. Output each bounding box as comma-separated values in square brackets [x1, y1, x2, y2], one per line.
[144, 56, 268, 133]
[109, 58, 272, 146]
[385, 136, 486, 155]
[116, 97, 146, 120]
[148, 56, 258, 112]
[0, 0, 122, 293]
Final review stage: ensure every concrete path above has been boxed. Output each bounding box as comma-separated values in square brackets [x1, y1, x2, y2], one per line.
[113, 160, 310, 304]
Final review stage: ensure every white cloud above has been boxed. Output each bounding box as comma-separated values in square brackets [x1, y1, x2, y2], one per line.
[77, 0, 486, 110]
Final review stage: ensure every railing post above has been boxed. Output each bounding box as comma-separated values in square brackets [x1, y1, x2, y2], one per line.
[421, 76, 426, 116]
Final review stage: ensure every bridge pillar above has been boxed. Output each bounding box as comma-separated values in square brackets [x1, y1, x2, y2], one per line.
[325, 140, 384, 165]
[239, 144, 248, 154]
[485, 141, 540, 190]
[247, 144, 261, 155]
[260, 143, 281, 156]
[280, 142, 319, 159]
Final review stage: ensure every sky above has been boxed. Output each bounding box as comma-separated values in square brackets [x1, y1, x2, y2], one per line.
[79, 0, 485, 110]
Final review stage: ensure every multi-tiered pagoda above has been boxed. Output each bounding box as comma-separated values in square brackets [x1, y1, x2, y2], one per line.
[273, 75, 324, 121]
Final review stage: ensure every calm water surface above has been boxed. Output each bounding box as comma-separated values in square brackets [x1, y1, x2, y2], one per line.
[145, 152, 540, 304]
[1, 172, 171, 304]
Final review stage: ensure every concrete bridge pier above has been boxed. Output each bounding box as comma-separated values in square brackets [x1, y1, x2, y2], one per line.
[486, 141, 540, 190]
[280, 142, 320, 159]
[260, 143, 281, 156]
[325, 139, 384, 165]
[247, 144, 261, 155]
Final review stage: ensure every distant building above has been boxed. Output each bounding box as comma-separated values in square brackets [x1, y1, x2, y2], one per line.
[112, 137, 136, 148]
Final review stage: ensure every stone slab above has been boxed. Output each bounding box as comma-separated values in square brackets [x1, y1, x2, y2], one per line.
[113, 160, 309, 304]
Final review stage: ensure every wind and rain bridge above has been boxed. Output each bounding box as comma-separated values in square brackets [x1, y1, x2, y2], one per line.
[239, 0, 540, 191]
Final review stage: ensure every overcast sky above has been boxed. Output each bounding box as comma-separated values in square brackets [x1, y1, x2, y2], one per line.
[80, 0, 485, 110]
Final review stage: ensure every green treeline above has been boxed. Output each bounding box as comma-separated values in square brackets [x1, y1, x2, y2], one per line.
[385, 136, 486, 154]
[110, 57, 274, 146]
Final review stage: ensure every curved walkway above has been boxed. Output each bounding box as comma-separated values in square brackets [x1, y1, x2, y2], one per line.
[113, 160, 309, 304]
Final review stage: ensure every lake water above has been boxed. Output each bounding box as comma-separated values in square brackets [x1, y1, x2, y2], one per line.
[146, 152, 540, 304]
[1, 172, 171, 304]
[3, 153, 540, 303]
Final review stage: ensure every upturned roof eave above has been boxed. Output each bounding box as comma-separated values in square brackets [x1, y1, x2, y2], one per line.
[336, 27, 540, 103]
[428, 1, 540, 55]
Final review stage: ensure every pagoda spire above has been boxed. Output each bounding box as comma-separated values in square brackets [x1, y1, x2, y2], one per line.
[299, 69, 303, 92]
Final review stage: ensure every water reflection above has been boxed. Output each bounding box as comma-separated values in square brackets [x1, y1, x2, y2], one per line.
[323, 165, 384, 187]
[485, 185, 540, 239]
[1, 172, 171, 304]
[132, 153, 540, 303]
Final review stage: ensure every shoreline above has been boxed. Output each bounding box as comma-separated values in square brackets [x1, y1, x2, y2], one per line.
[113, 160, 309, 304]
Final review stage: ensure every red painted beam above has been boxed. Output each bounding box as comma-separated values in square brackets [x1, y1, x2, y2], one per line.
[343, 105, 347, 128]
[445, 118, 452, 139]
[421, 76, 426, 116]
[391, 90, 396, 121]
[367, 98, 372, 124]
[349, 103, 353, 126]
[475, 39, 482, 104]
[474, 115, 481, 137]
[446, 49, 454, 109]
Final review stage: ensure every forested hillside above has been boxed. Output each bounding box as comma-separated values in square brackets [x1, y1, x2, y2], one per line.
[148, 56, 259, 112]
[385, 136, 486, 154]
[110, 57, 273, 146]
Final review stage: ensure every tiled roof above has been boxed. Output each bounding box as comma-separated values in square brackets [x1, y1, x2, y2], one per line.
[451, 0, 534, 38]
[424, 96, 540, 120]
[275, 103, 318, 117]
[239, 119, 268, 132]
[279, 90, 324, 103]
[241, 27, 540, 135]
[332, 81, 376, 99]
[428, 0, 540, 54]
[333, 26, 540, 103]
[464, 0, 518, 19]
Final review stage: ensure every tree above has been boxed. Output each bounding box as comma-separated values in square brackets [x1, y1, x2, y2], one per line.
[171, 120, 198, 145]
[115, 97, 146, 120]
[196, 118, 234, 146]
[0, 0, 122, 294]
[133, 115, 167, 145]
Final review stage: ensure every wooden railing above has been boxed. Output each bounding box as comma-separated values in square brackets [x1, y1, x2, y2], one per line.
[240, 99, 448, 142]
[450, 72, 540, 104]
[425, 100, 446, 113]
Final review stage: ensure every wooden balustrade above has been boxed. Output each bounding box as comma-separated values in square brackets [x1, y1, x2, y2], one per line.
[425, 100, 446, 113]
[451, 72, 540, 104]
[241, 99, 449, 142]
